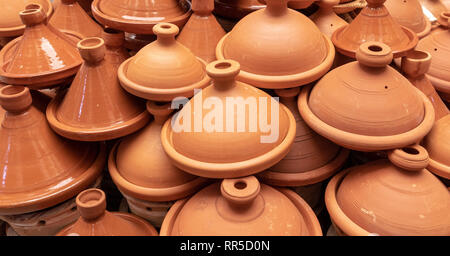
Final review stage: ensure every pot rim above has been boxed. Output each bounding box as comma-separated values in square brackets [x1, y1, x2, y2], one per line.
[426, 74, 450, 94]
[417, 17, 432, 39]
[428, 158, 450, 180]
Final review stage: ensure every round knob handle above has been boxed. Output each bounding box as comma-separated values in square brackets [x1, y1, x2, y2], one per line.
[153, 23, 179, 44]
[264, 0, 288, 16]
[206, 60, 240, 90]
[77, 37, 106, 63]
[356, 41, 393, 68]
[76, 189, 107, 220]
[438, 11, 450, 27]
[221, 176, 260, 207]
[401, 50, 432, 78]
[0, 85, 32, 113]
[20, 4, 47, 26]
[388, 145, 429, 172]
[146, 101, 173, 124]
[102, 28, 124, 49]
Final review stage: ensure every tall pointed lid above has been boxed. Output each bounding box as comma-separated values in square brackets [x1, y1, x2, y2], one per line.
[384, 0, 431, 38]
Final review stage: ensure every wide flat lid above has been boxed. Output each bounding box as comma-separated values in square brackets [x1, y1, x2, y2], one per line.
[423, 115, 450, 179]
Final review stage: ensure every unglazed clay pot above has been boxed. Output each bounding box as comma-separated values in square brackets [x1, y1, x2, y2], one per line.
[46, 37, 149, 141]
[332, 0, 418, 58]
[49, 0, 103, 38]
[216, 0, 335, 89]
[91, 0, 192, 34]
[177, 0, 226, 63]
[310, 0, 348, 38]
[0, 85, 106, 215]
[160, 176, 322, 235]
[0, 4, 82, 89]
[57, 189, 158, 236]
[325, 145, 450, 236]
[384, 0, 431, 38]
[118, 23, 210, 102]
[161, 60, 296, 178]
[419, 0, 449, 21]
[423, 115, 450, 181]
[298, 42, 435, 152]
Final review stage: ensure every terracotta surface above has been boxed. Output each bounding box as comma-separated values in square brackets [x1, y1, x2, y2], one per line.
[333, 0, 367, 14]
[160, 176, 322, 236]
[0, 85, 106, 215]
[0, 4, 82, 89]
[123, 33, 156, 52]
[49, 0, 103, 38]
[419, 0, 449, 21]
[257, 88, 349, 187]
[310, 0, 348, 38]
[161, 60, 296, 178]
[326, 145, 450, 236]
[423, 115, 450, 180]
[118, 23, 210, 102]
[214, 0, 265, 20]
[101, 28, 130, 66]
[177, 0, 226, 63]
[54, 0, 94, 16]
[298, 42, 435, 152]
[91, 0, 192, 34]
[122, 194, 174, 228]
[57, 189, 158, 236]
[385, 0, 431, 38]
[216, 0, 335, 89]
[332, 0, 418, 58]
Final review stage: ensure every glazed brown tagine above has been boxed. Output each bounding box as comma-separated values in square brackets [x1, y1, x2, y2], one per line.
[310, 0, 348, 38]
[101, 28, 130, 65]
[216, 0, 335, 89]
[298, 42, 435, 152]
[160, 176, 322, 235]
[0, 85, 105, 215]
[57, 189, 158, 236]
[118, 23, 210, 102]
[384, 0, 431, 39]
[161, 59, 296, 179]
[331, 0, 418, 58]
[326, 145, 450, 236]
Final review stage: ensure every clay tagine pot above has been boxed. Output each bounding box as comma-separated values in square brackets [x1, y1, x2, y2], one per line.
[46, 37, 149, 142]
[161, 59, 296, 178]
[54, 0, 94, 16]
[325, 144, 450, 236]
[384, 0, 431, 39]
[0, 4, 83, 89]
[49, 0, 103, 38]
[332, 0, 418, 58]
[0, 85, 106, 215]
[298, 42, 435, 152]
[216, 0, 335, 89]
[57, 189, 158, 236]
[91, 0, 192, 34]
[101, 28, 130, 66]
[160, 176, 322, 235]
[118, 23, 211, 102]
[310, 0, 348, 38]
[177, 0, 226, 63]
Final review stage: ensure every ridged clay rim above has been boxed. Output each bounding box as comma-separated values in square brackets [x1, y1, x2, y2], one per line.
[428, 158, 450, 180]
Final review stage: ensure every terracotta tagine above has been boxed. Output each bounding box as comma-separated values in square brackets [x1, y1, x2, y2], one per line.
[0, 4, 82, 89]
[384, 0, 431, 38]
[57, 189, 158, 236]
[101, 28, 130, 66]
[160, 176, 322, 235]
[0, 85, 105, 215]
[326, 145, 450, 236]
[161, 59, 296, 178]
[177, 0, 226, 63]
[54, 0, 94, 16]
[49, 0, 103, 38]
[118, 23, 210, 102]
[91, 0, 192, 34]
[332, 0, 418, 58]
[298, 42, 435, 152]
[46, 37, 149, 142]
[310, 0, 348, 38]
[216, 0, 335, 89]
[419, 0, 449, 21]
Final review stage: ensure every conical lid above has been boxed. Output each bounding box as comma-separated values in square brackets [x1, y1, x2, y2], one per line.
[177, 0, 226, 63]
[216, 0, 334, 89]
[384, 0, 431, 38]
[0, 4, 83, 89]
[109, 101, 209, 202]
[310, 0, 348, 38]
[213, 0, 265, 20]
[0, 0, 53, 37]
[46, 37, 149, 141]
[0, 85, 105, 215]
[49, 0, 103, 38]
[161, 60, 296, 178]
[332, 0, 418, 58]
[298, 42, 435, 151]
[101, 28, 130, 66]
[326, 145, 450, 235]
[57, 189, 158, 236]
[91, 0, 192, 34]
[160, 176, 322, 236]
[118, 23, 211, 102]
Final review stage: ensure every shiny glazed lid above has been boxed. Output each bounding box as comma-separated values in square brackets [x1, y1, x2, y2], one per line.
[215, 0, 335, 89]
[161, 60, 296, 178]
[384, 0, 431, 38]
[160, 176, 322, 235]
[298, 42, 435, 152]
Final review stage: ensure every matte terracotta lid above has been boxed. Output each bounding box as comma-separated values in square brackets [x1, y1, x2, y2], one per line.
[310, 0, 348, 38]
[216, 0, 335, 89]
[332, 0, 418, 58]
[108, 101, 210, 202]
[384, 0, 431, 38]
[0, 4, 83, 89]
[423, 115, 450, 180]
[0, 0, 53, 37]
[0, 85, 106, 215]
[298, 42, 435, 152]
[161, 60, 296, 178]
[326, 145, 450, 236]
[91, 0, 192, 34]
[160, 176, 322, 236]
[57, 189, 158, 236]
[118, 23, 211, 102]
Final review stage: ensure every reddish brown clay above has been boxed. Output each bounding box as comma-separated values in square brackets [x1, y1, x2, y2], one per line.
[54, 0, 94, 16]
[385, 0, 431, 38]
[101, 28, 130, 66]
[57, 189, 158, 236]
[160, 176, 322, 236]
[310, 0, 348, 38]
[123, 33, 156, 52]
